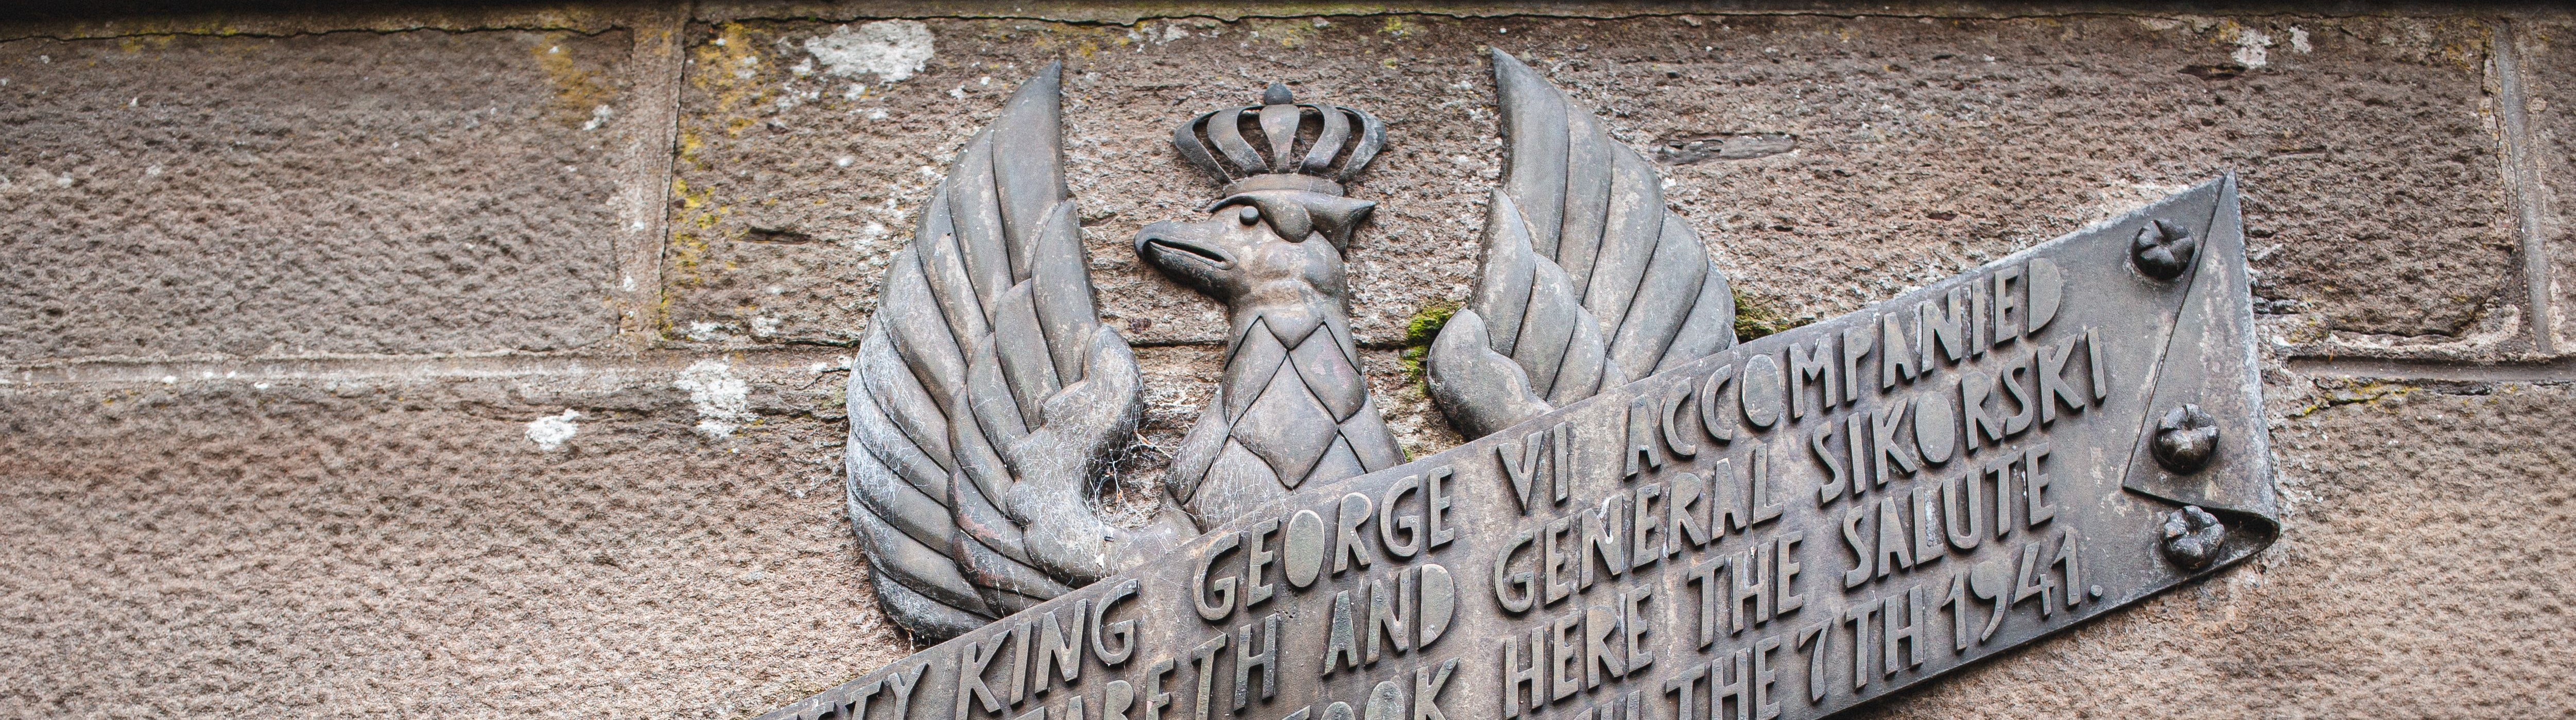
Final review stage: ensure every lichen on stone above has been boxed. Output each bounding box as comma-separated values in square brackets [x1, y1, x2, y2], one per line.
[1731, 287, 1809, 341]
[802, 21, 935, 83]
[1397, 300, 1459, 383]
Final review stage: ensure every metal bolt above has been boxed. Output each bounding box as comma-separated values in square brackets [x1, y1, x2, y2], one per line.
[2160, 505, 2226, 570]
[2151, 404, 2219, 474]
[2131, 218, 2198, 280]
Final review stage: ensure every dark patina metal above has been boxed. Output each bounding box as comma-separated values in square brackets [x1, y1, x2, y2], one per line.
[799, 49, 2277, 720]
[2160, 506, 2227, 570]
[1141, 82, 1404, 529]
[2131, 218, 2198, 280]
[2151, 404, 2220, 474]
[839, 63, 1197, 641]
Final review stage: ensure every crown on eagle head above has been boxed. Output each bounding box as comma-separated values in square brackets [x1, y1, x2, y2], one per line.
[1173, 82, 1386, 198]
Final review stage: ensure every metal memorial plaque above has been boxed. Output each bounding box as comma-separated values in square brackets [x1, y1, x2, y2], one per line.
[789, 49, 2276, 720]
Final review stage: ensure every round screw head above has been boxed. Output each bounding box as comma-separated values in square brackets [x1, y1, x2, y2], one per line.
[2131, 218, 2199, 280]
[2152, 404, 2220, 474]
[2160, 505, 2226, 570]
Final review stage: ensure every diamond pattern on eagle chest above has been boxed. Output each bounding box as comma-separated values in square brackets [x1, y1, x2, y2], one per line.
[1291, 331, 1367, 421]
[1223, 346, 1355, 488]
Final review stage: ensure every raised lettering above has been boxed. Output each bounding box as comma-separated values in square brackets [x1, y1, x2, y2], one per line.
[1729, 540, 1772, 632]
[2024, 444, 2055, 528]
[1104, 681, 1135, 720]
[1749, 445, 1784, 525]
[1544, 516, 1577, 606]
[1881, 586, 1925, 677]
[1984, 452, 2018, 540]
[1663, 384, 1701, 459]
[1033, 599, 1089, 693]
[1842, 599, 1880, 691]
[1871, 403, 1917, 486]
[1960, 371, 2003, 453]
[1582, 604, 1623, 687]
[1323, 590, 1360, 675]
[1579, 496, 1629, 589]
[1502, 631, 1543, 718]
[1774, 530, 1806, 618]
[1631, 482, 1666, 569]
[1873, 495, 1914, 578]
[1500, 433, 1547, 516]
[1699, 365, 1739, 443]
[1940, 571, 1973, 652]
[1662, 658, 1705, 720]
[1367, 571, 1412, 664]
[1911, 487, 1945, 568]
[1999, 356, 2035, 437]
[1094, 579, 1141, 666]
[1380, 476, 1422, 559]
[1194, 533, 1241, 622]
[2037, 337, 2086, 425]
[2025, 259, 2062, 334]
[1233, 614, 1281, 710]
[1711, 648, 1751, 720]
[2053, 528, 2090, 609]
[1794, 623, 1829, 704]
[1243, 519, 1280, 607]
[1425, 467, 1457, 551]
[1788, 341, 1835, 421]
[1621, 587, 1655, 676]
[1839, 506, 1872, 589]
[1810, 423, 1847, 505]
[1689, 558, 1723, 648]
[2011, 541, 2055, 617]
[1493, 529, 1537, 613]
[1188, 634, 1227, 720]
[1740, 355, 1784, 429]
[1913, 386, 1957, 466]
[1284, 510, 1327, 589]
[1335, 493, 1374, 575]
[1550, 611, 1582, 701]
[1670, 472, 1711, 552]
[1414, 658, 1459, 720]
[1419, 564, 1456, 647]
[1142, 659, 1175, 720]
[1367, 681, 1405, 720]
[1940, 474, 1983, 551]
[1753, 637, 1783, 720]
[1879, 312, 1917, 390]
[1624, 396, 1664, 480]
[2085, 327, 2110, 402]
[1838, 326, 1872, 404]
[1920, 288, 1971, 366]
[887, 662, 928, 720]
[956, 634, 1006, 720]
[1991, 264, 2023, 347]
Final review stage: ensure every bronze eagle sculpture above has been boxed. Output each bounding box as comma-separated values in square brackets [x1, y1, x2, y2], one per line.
[843, 49, 1739, 640]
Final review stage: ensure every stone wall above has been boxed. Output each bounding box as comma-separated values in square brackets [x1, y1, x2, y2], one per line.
[3, 3, 2571, 716]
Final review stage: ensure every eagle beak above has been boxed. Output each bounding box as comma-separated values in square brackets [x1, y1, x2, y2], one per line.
[1134, 221, 1236, 292]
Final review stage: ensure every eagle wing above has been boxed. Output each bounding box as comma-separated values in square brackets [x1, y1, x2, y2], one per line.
[845, 63, 1193, 641]
[1426, 50, 1740, 440]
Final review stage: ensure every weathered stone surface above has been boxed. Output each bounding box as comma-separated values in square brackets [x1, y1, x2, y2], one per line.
[12, 360, 2561, 717]
[2522, 13, 2576, 352]
[0, 6, 2564, 719]
[665, 13, 2509, 352]
[1852, 382, 2576, 718]
[0, 29, 635, 361]
[1620, 14, 2512, 343]
[0, 363, 911, 717]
